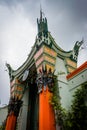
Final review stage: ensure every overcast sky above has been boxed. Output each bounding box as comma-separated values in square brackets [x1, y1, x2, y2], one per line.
[0, 0, 87, 107]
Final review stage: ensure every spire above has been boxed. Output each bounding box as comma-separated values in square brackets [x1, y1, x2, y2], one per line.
[37, 7, 48, 38]
[40, 4, 42, 21]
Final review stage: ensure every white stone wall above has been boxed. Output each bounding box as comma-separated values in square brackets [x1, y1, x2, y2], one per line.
[68, 69, 87, 101]
[68, 69, 87, 90]
[55, 57, 72, 109]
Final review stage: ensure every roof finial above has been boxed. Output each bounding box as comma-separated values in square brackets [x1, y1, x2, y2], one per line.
[40, 4, 42, 21]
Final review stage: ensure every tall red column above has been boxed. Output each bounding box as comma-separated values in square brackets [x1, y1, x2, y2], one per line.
[5, 97, 23, 130]
[39, 87, 56, 130]
[37, 67, 56, 130]
[5, 112, 17, 130]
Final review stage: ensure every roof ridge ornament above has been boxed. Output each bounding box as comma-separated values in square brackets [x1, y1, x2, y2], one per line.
[72, 39, 83, 61]
[6, 62, 14, 80]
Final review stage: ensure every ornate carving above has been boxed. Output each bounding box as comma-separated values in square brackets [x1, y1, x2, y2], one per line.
[6, 63, 14, 80]
[36, 66, 54, 93]
[36, 69, 43, 93]
[47, 68, 54, 91]
[73, 40, 83, 60]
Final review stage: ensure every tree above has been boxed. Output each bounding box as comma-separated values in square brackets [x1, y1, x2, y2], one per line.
[64, 84, 87, 130]
[71, 84, 87, 130]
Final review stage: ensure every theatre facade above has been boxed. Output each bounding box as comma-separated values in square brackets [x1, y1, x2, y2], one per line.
[5, 11, 83, 130]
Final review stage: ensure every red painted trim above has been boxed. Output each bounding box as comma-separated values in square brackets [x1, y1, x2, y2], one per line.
[66, 61, 87, 80]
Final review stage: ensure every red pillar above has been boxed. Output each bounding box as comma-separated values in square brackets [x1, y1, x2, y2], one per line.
[39, 87, 56, 130]
[5, 112, 17, 130]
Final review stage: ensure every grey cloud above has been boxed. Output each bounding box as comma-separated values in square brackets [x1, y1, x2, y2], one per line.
[45, 0, 87, 23]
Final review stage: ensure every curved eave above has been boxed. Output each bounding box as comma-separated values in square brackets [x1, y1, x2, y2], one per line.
[11, 44, 37, 78]
[10, 31, 74, 78]
[49, 32, 73, 58]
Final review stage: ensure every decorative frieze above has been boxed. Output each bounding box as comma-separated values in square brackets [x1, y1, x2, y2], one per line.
[34, 47, 43, 60]
[34, 45, 57, 74]
[10, 78, 24, 100]
[44, 46, 57, 57]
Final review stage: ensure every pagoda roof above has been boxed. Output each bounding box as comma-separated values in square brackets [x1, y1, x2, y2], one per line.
[6, 31, 74, 79]
[6, 11, 83, 80]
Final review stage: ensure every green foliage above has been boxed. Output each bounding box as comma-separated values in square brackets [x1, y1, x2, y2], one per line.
[71, 85, 87, 130]
[49, 76, 66, 127]
[0, 123, 5, 130]
[64, 84, 87, 130]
